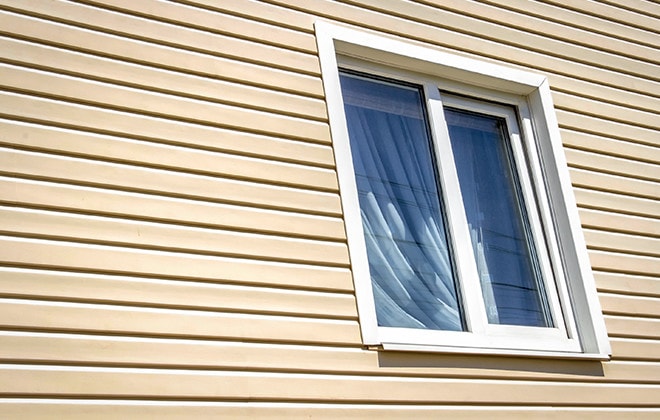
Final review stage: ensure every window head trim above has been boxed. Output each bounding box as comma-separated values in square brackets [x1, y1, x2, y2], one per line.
[316, 20, 610, 359]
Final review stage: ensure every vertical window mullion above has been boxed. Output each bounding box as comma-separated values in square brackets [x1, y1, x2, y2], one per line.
[424, 84, 488, 334]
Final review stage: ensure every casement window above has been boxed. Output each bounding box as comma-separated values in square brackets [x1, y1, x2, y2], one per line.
[316, 21, 611, 358]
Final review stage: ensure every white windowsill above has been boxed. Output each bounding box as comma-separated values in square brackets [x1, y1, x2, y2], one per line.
[378, 342, 610, 360]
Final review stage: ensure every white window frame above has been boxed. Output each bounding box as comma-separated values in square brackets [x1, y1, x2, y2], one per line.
[316, 20, 611, 359]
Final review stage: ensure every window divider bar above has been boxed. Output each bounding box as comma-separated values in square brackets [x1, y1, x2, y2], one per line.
[425, 84, 488, 335]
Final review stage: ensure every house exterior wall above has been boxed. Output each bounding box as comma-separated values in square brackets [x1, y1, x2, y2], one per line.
[0, 0, 658, 417]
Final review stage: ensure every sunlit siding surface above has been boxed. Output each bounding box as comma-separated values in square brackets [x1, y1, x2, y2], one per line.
[0, 0, 658, 417]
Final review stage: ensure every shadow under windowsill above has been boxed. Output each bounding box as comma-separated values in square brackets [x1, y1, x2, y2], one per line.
[377, 350, 606, 378]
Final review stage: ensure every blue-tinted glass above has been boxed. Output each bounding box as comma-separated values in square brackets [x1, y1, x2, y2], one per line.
[339, 72, 463, 331]
[445, 108, 551, 327]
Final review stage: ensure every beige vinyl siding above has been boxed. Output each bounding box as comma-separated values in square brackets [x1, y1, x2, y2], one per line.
[541, 0, 659, 33]
[0, 0, 658, 417]
[0, 11, 323, 98]
[0, 404, 659, 420]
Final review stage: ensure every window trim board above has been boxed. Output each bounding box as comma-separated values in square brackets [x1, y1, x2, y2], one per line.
[315, 20, 610, 359]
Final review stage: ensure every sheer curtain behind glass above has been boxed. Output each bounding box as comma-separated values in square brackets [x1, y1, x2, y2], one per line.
[339, 72, 462, 331]
[445, 108, 551, 327]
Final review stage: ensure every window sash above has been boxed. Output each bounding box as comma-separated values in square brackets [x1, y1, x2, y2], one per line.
[445, 107, 551, 327]
[429, 93, 574, 345]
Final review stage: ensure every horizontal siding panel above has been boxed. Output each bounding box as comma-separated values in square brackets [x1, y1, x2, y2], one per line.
[1, 402, 659, 419]
[574, 188, 660, 218]
[589, 250, 660, 277]
[579, 208, 659, 237]
[79, 0, 317, 52]
[0, 11, 324, 97]
[265, 0, 660, 96]
[0, 299, 361, 345]
[0, 177, 346, 240]
[542, 0, 659, 33]
[0, 148, 342, 215]
[550, 76, 660, 115]
[602, 361, 660, 383]
[569, 168, 658, 200]
[584, 229, 660, 257]
[0, 64, 331, 143]
[604, 315, 660, 340]
[1, 365, 659, 404]
[610, 338, 660, 361]
[0, 332, 372, 372]
[599, 0, 660, 16]
[0, 268, 356, 319]
[0, 0, 321, 75]
[0, 237, 354, 291]
[565, 148, 660, 182]
[0, 119, 337, 190]
[182, 0, 315, 32]
[1, 331, 660, 383]
[0, 37, 327, 121]
[557, 110, 659, 147]
[595, 272, 660, 297]
[471, 0, 660, 48]
[553, 91, 660, 131]
[600, 293, 660, 318]
[562, 130, 660, 165]
[0, 207, 350, 266]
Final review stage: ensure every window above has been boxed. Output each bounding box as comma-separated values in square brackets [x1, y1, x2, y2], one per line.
[317, 21, 610, 358]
